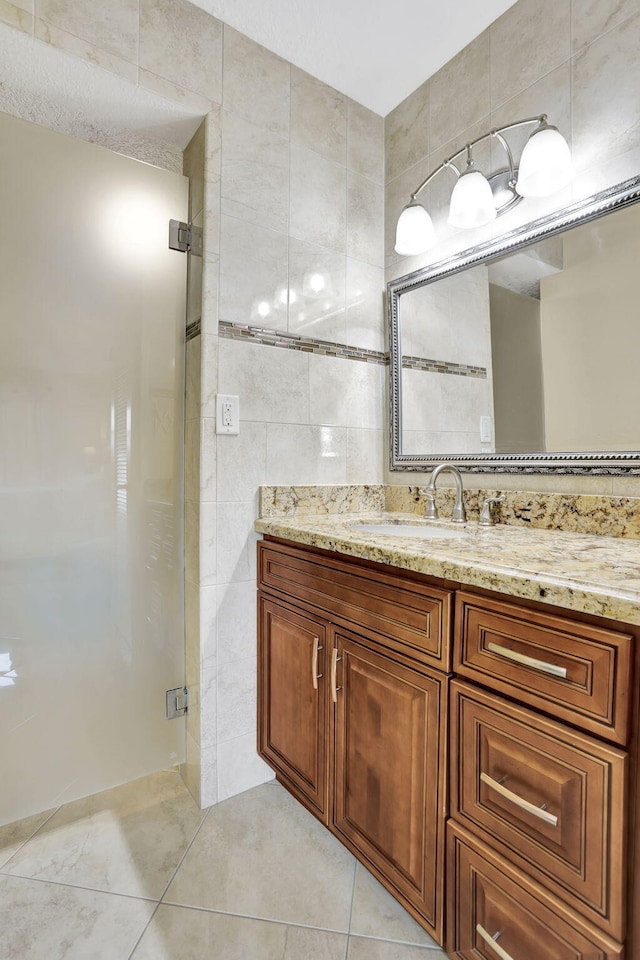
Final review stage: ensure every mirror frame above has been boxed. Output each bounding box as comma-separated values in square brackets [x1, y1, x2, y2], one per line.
[388, 175, 640, 474]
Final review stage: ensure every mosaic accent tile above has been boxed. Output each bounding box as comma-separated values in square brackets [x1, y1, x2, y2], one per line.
[401, 355, 487, 378]
[186, 320, 201, 342]
[218, 321, 388, 365]
[259, 485, 385, 517]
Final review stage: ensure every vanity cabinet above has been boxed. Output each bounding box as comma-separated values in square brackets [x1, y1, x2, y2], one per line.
[258, 539, 451, 942]
[257, 537, 640, 959]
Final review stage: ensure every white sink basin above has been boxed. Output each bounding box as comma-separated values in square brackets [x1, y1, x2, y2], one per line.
[350, 523, 467, 540]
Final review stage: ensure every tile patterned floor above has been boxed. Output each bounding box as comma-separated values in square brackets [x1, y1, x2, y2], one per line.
[0, 772, 448, 960]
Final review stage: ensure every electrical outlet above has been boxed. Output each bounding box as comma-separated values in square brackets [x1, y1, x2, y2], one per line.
[216, 394, 239, 435]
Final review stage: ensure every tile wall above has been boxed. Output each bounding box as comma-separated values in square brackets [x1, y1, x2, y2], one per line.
[384, 0, 640, 496]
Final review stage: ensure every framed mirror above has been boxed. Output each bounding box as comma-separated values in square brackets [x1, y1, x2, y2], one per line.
[388, 175, 640, 474]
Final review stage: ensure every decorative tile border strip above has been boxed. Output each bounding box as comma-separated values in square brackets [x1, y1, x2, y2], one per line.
[218, 321, 388, 365]
[401, 355, 487, 378]
[186, 320, 201, 342]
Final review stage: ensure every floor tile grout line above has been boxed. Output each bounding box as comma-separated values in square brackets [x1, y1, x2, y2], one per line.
[0, 870, 159, 904]
[157, 803, 213, 902]
[126, 900, 162, 960]
[344, 859, 357, 960]
[0, 804, 62, 870]
[158, 899, 352, 936]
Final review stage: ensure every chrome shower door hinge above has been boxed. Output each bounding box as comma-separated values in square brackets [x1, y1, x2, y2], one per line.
[168, 219, 203, 257]
[166, 686, 189, 719]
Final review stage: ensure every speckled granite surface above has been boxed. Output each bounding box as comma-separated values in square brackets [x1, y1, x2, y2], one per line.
[255, 508, 640, 627]
[259, 485, 385, 517]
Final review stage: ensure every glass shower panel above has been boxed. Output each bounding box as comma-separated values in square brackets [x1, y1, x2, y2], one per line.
[0, 111, 188, 825]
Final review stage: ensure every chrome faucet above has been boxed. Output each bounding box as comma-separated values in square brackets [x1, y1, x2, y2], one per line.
[424, 464, 467, 523]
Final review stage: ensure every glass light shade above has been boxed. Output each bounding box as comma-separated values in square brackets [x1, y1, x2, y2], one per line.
[395, 201, 436, 255]
[448, 167, 497, 229]
[516, 123, 572, 197]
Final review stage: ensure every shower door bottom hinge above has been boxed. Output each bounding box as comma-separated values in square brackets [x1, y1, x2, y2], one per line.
[166, 686, 189, 719]
[168, 219, 203, 257]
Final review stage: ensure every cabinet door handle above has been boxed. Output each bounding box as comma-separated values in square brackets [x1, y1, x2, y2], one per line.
[311, 637, 323, 690]
[476, 924, 516, 960]
[480, 772, 558, 827]
[331, 648, 342, 703]
[486, 641, 568, 679]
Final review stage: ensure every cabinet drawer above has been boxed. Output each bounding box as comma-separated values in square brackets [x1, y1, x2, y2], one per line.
[455, 592, 633, 743]
[450, 681, 627, 938]
[447, 823, 622, 960]
[259, 540, 453, 670]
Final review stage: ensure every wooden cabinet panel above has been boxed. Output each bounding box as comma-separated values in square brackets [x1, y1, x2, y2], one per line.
[447, 823, 622, 960]
[258, 594, 329, 820]
[332, 631, 447, 941]
[259, 540, 453, 670]
[455, 592, 632, 744]
[450, 680, 627, 939]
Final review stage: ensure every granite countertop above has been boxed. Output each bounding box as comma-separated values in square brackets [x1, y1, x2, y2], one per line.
[255, 511, 640, 626]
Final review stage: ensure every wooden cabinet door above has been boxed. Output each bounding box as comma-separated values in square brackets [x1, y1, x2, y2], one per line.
[332, 629, 447, 942]
[258, 594, 329, 821]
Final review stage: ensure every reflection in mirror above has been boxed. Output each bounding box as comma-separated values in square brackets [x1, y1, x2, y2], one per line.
[390, 177, 640, 472]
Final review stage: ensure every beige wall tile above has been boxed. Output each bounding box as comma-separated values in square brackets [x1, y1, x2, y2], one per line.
[290, 144, 347, 253]
[217, 656, 257, 743]
[217, 580, 257, 664]
[346, 428, 385, 483]
[346, 259, 385, 352]
[221, 111, 289, 233]
[140, 0, 222, 103]
[216, 500, 257, 584]
[572, 0, 640, 52]
[199, 583, 217, 664]
[200, 333, 217, 418]
[205, 104, 222, 180]
[185, 498, 200, 585]
[612, 477, 640, 496]
[222, 26, 290, 138]
[184, 122, 205, 221]
[309, 354, 385, 429]
[490, 62, 571, 167]
[219, 215, 288, 327]
[291, 66, 347, 165]
[7, 0, 31, 12]
[288, 237, 346, 344]
[199, 501, 216, 587]
[35, 18, 137, 81]
[37, 0, 137, 63]
[216, 422, 267, 504]
[137, 69, 218, 115]
[385, 80, 429, 183]
[185, 335, 201, 421]
[185, 419, 200, 504]
[266, 423, 348, 485]
[347, 171, 384, 267]
[218, 338, 310, 424]
[348, 99, 384, 184]
[216, 734, 273, 801]
[490, 0, 570, 110]
[1, 0, 33, 33]
[200, 418, 216, 502]
[572, 12, 640, 173]
[429, 30, 490, 153]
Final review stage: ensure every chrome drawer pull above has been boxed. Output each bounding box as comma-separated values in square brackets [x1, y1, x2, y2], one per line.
[311, 637, 323, 690]
[486, 641, 567, 679]
[481, 772, 558, 827]
[476, 924, 516, 960]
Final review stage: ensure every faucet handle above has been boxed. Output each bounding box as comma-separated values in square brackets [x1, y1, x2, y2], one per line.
[421, 488, 438, 520]
[479, 495, 504, 526]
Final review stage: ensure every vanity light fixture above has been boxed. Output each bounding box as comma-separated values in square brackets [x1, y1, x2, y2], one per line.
[394, 114, 572, 256]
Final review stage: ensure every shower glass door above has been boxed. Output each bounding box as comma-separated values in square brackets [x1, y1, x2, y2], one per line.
[0, 111, 188, 825]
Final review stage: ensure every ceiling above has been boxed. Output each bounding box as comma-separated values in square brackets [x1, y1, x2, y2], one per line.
[192, 0, 519, 116]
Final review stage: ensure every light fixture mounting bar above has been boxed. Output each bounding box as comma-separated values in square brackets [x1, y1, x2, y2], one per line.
[409, 114, 547, 202]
